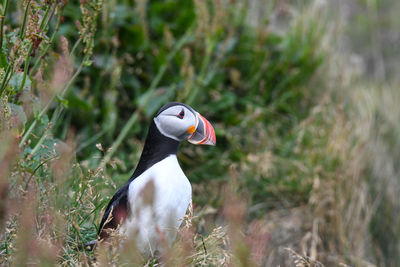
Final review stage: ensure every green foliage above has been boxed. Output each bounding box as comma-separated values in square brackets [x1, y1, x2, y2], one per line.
[61, 0, 324, 205]
[4, 0, 398, 265]
[0, 0, 326, 264]
[3, 0, 324, 204]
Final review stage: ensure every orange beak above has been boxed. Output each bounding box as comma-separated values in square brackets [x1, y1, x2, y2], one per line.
[188, 113, 216, 146]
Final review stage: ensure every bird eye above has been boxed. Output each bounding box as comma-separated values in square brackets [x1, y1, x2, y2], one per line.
[177, 109, 185, 119]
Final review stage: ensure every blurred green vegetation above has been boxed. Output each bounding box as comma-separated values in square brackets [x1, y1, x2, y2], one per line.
[2, 0, 323, 206]
[1, 0, 399, 265]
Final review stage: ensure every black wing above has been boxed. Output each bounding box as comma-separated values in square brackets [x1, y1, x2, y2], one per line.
[98, 183, 130, 239]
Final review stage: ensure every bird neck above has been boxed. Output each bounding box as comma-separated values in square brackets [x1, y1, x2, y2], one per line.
[130, 120, 180, 181]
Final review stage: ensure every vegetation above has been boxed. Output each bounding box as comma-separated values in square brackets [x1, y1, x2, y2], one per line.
[1, 0, 399, 266]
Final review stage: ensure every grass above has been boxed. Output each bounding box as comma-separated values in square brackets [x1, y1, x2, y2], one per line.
[1, 0, 400, 266]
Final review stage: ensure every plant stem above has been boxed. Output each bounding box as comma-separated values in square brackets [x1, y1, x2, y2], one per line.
[70, 38, 81, 58]
[39, 4, 51, 30]
[17, 43, 33, 92]
[29, 123, 51, 155]
[0, 62, 11, 95]
[100, 112, 139, 169]
[30, 12, 62, 75]
[29, 102, 62, 155]
[19, 0, 31, 39]
[187, 38, 215, 105]
[19, 118, 36, 148]
[77, 128, 107, 152]
[19, 5, 74, 148]
[17, 4, 51, 92]
[24, 154, 58, 190]
[22, 57, 87, 150]
[100, 30, 194, 168]
[0, 0, 9, 51]
[64, 61, 85, 96]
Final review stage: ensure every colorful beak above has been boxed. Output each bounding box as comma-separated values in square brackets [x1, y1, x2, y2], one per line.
[188, 113, 216, 146]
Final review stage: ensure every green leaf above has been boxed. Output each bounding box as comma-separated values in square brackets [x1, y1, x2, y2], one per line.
[9, 72, 31, 92]
[7, 103, 27, 127]
[0, 50, 8, 68]
[56, 95, 69, 108]
[32, 98, 42, 118]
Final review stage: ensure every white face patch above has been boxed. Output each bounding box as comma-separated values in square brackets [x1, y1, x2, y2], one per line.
[154, 105, 197, 141]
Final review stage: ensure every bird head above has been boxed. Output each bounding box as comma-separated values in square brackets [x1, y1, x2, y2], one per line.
[154, 102, 216, 146]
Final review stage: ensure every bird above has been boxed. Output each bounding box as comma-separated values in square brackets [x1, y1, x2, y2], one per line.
[87, 102, 216, 256]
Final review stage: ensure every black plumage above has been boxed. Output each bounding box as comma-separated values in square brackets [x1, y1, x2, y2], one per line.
[97, 120, 180, 240]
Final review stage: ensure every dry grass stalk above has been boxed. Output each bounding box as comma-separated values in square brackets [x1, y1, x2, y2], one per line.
[286, 248, 323, 267]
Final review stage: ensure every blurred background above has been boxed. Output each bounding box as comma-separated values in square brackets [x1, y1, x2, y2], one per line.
[1, 0, 399, 265]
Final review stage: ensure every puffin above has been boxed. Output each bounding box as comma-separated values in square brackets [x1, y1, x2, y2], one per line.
[89, 102, 216, 255]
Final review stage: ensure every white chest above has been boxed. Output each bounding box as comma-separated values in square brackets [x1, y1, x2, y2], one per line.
[121, 155, 192, 254]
